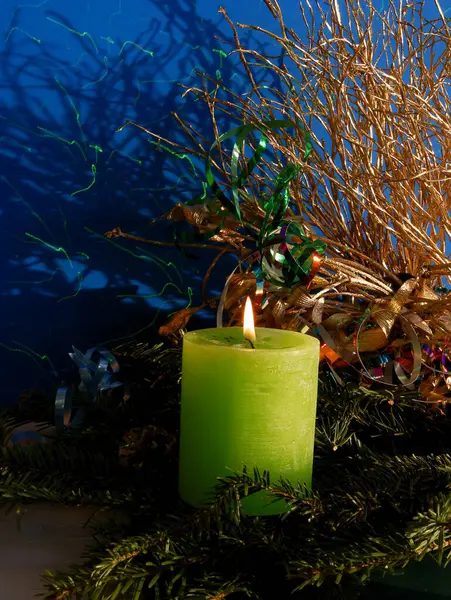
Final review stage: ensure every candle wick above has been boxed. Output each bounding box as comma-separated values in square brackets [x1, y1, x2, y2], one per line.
[245, 337, 255, 349]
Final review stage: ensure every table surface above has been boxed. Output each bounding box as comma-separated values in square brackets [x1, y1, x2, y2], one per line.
[0, 505, 93, 600]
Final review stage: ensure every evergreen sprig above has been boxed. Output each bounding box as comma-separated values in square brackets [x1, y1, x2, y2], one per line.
[2, 342, 451, 599]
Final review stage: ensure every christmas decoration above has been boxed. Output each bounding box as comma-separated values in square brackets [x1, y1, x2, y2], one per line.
[1, 342, 451, 599]
[106, 0, 451, 403]
[178, 300, 319, 516]
[3, 1, 451, 598]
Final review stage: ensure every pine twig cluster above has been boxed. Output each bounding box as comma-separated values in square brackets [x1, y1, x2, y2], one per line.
[1, 343, 451, 599]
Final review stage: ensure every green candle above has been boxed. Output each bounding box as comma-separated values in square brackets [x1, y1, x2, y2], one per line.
[179, 305, 320, 516]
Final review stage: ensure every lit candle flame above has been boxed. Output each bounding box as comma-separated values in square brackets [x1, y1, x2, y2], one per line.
[243, 296, 256, 344]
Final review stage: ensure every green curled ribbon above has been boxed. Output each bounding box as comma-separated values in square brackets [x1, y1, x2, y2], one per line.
[181, 118, 325, 290]
[262, 221, 327, 288]
[258, 163, 302, 248]
[205, 119, 312, 223]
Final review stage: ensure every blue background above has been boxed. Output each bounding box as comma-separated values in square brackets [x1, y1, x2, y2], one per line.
[0, 0, 440, 404]
[0, 0, 285, 403]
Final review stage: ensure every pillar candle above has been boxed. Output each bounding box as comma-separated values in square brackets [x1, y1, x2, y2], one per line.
[179, 325, 319, 516]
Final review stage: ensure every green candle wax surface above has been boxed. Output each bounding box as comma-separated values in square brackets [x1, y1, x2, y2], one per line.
[179, 327, 320, 516]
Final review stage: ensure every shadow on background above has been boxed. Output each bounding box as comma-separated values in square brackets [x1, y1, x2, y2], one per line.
[0, 0, 277, 403]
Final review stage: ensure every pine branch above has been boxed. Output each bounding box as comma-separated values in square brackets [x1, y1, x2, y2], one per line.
[5, 342, 451, 597]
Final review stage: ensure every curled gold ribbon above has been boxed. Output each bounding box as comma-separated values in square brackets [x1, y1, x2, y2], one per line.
[355, 313, 422, 387]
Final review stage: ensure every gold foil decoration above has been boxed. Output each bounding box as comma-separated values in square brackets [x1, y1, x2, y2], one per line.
[287, 287, 316, 308]
[371, 277, 419, 337]
[312, 297, 325, 324]
[158, 305, 206, 341]
[272, 298, 286, 325]
[321, 313, 355, 330]
[343, 327, 388, 353]
[224, 273, 255, 310]
[210, 228, 245, 246]
[402, 311, 433, 336]
[167, 204, 244, 245]
[167, 203, 210, 227]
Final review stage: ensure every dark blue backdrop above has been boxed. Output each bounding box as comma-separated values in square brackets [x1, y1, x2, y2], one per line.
[0, 0, 299, 404]
[0, 0, 441, 404]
